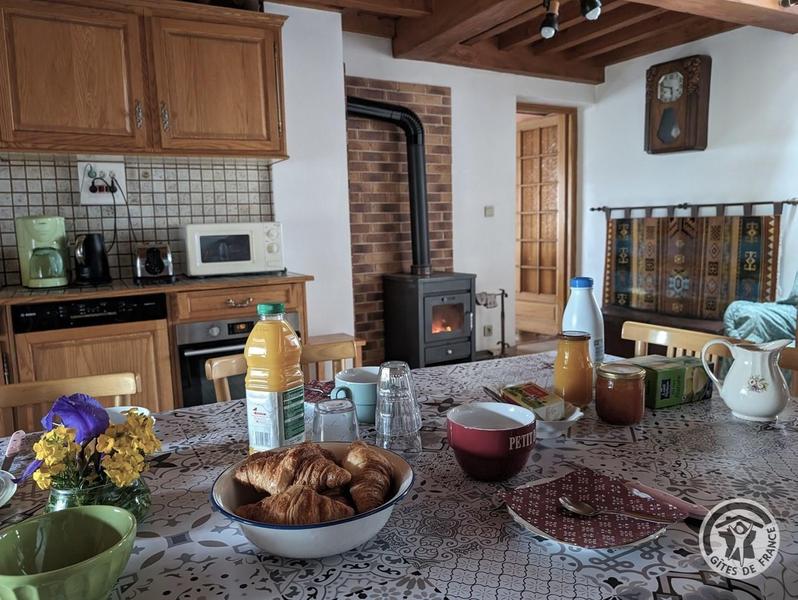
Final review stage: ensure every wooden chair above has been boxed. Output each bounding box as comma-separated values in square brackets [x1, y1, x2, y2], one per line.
[621, 321, 798, 387]
[205, 334, 366, 403]
[621, 321, 735, 377]
[0, 372, 141, 436]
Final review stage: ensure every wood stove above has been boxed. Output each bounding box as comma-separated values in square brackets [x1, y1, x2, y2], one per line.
[383, 272, 476, 368]
[347, 96, 476, 368]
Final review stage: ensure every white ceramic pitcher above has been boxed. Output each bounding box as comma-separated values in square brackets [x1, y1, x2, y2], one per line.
[701, 339, 792, 421]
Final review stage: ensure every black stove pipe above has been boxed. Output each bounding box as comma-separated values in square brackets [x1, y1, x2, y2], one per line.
[346, 96, 432, 276]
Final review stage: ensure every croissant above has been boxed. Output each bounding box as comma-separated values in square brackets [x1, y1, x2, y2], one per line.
[234, 442, 351, 495]
[343, 441, 394, 513]
[236, 484, 354, 525]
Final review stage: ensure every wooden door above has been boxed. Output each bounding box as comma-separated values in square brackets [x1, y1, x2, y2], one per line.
[150, 17, 284, 154]
[516, 114, 569, 336]
[0, 0, 149, 152]
[14, 320, 173, 431]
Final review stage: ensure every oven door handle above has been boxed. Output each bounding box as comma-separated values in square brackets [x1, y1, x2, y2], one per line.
[182, 344, 246, 358]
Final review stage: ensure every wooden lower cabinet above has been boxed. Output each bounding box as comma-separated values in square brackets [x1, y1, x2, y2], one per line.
[14, 319, 173, 430]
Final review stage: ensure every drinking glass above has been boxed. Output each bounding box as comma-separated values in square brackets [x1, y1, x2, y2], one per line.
[311, 394, 359, 442]
[375, 361, 422, 452]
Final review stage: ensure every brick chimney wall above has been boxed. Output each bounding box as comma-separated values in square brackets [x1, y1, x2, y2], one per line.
[345, 76, 454, 365]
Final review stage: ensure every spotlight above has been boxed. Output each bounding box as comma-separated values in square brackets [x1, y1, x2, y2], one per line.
[540, 0, 560, 40]
[581, 0, 602, 20]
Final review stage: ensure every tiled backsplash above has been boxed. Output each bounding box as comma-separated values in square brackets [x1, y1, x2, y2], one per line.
[0, 153, 274, 285]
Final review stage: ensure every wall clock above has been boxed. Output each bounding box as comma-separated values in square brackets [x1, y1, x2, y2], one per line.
[644, 55, 711, 154]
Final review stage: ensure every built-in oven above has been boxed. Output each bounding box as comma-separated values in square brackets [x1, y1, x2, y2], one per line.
[176, 312, 301, 407]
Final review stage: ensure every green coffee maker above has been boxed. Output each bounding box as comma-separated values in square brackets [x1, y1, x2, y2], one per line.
[16, 216, 69, 288]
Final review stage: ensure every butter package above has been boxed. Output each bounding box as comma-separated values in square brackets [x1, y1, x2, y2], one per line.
[501, 381, 564, 421]
[627, 355, 712, 409]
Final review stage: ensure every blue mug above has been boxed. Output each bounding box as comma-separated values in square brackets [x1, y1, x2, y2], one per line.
[331, 366, 380, 424]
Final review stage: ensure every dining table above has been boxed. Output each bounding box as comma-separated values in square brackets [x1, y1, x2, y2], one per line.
[1, 351, 797, 600]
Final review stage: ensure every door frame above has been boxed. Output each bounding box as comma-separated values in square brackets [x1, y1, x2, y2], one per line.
[515, 102, 578, 335]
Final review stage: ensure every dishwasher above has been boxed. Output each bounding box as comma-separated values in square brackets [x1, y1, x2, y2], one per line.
[176, 311, 301, 407]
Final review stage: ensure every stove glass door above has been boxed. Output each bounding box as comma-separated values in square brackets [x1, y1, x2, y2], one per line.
[424, 292, 472, 344]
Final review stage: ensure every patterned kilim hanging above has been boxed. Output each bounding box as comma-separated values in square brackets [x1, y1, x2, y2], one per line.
[603, 215, 780, 319]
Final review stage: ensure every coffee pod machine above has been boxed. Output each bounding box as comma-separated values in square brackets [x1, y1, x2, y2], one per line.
[16, 216, 69, 288]
[74, 233, 111, 285]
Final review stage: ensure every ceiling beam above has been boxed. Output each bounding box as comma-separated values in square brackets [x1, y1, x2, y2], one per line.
[498, 0, 625, 50]
[593, 16, 740, 65]
[341, 10, 396, 37]
[434, 40, 605, 83]
[534, 4, 665, 54]
[463, 5, 548, 46]
[567, 10, 692, 59]
[625, 0, 798, 34]
[393, 0, 535, 59]
[268, 0, 431, 18]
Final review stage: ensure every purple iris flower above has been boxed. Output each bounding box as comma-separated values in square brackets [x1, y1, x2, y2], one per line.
[13, 393, 109, 485]
[41, 393, 110, 444]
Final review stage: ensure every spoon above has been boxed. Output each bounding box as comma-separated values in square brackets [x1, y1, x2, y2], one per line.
[558, 495, 674, 524]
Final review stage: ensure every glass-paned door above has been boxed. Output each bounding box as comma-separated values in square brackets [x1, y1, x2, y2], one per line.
[516, 114, 568, 336]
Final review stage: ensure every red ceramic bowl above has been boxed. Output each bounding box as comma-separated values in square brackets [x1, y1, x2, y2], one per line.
[447, 402, 536, 481]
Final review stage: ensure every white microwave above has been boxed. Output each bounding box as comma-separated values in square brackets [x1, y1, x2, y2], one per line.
[181, 222, 285, 277]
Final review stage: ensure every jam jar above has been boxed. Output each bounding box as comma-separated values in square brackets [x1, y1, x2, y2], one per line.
[595, 363, 646, 425]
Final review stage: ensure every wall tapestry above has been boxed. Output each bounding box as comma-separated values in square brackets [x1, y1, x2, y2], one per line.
[603, 215, 780, 319]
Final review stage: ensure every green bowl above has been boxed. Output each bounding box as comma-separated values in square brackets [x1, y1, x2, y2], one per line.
[0, 505, 136, 600]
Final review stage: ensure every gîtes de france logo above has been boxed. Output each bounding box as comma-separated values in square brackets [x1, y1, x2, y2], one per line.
[699, 498, 780, 580]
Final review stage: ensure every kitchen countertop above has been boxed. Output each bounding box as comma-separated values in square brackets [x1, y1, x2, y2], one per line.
[0, 271, 314, 305]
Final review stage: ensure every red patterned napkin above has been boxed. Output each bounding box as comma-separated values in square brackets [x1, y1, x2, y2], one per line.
[304, 380, 334, 403]
[499, 468, 687, 549]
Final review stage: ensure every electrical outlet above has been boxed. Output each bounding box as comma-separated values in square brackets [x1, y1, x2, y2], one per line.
[483, 324, 494, 337]
[483, 205, 495, 218]
[77, 159, 127, 205]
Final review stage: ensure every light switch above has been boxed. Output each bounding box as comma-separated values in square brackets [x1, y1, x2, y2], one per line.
[484, 205, 495, 217]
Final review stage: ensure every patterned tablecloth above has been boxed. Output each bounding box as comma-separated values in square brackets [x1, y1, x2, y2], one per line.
[2, 352, 797, 600]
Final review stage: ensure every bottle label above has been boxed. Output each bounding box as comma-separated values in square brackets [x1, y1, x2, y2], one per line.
[246, 385, 305, 453]
[594, 338, 605, 364]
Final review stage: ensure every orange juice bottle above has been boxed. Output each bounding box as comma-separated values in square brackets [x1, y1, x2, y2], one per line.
[245, 303, 304, 452]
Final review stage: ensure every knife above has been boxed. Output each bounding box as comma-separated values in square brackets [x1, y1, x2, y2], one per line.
[624, 480, 709, 520]
[1, 430, 25, 473]
[482, 386, 506, 403]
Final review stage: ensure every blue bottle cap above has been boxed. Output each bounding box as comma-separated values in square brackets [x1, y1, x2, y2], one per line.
[570, 277, 594, 288]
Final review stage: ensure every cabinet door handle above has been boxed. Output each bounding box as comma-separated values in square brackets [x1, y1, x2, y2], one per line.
[226, 297, 254, 309]
[273, 42, 283, 137]
[160, 102, 170, 131]
[134, 100, 144, 129]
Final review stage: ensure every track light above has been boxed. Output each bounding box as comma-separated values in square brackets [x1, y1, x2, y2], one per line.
[540, 0, 560, 40]
[581, 0, 602, 20]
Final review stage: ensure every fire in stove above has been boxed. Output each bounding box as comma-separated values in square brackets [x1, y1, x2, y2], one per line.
[431, 303, 464, 335]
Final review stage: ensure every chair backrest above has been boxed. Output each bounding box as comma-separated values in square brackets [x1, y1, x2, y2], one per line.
[621, 321, 734, 376]
[204, 334, 365, 403]
[0, 372, 141, 436]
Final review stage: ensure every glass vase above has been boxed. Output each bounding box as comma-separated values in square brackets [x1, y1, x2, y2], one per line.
[45, 478, 151, 522]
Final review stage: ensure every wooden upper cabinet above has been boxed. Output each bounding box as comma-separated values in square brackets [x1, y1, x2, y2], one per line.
[0, 0, 149, 152]
[150, 17, 284, 154]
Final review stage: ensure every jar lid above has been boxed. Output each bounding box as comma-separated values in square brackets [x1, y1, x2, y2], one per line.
[558, 330, 591, 341]
[597, 363, 646, 380]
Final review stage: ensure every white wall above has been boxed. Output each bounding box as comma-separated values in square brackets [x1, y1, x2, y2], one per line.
[264, 4, 355, 336]
[581, 27, 798, 302]
[343, 34, 595, 351]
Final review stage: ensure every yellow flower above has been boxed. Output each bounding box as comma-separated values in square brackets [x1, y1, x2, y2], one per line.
[101, 451, 145, 487]
[123, 411, 161, 454]
[33, 425, 79, 467]
[32, 463, 66, 490]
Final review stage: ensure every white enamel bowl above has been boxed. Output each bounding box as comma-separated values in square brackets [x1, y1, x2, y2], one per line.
[105, 406, 153, 425]
[210, 441, 414, 559]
